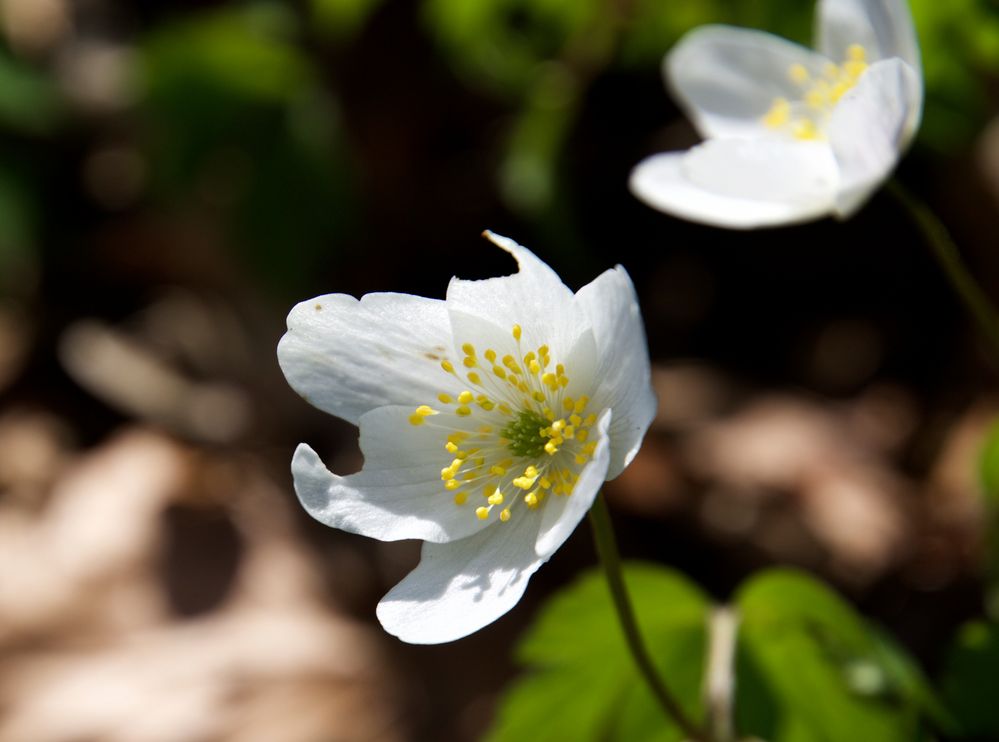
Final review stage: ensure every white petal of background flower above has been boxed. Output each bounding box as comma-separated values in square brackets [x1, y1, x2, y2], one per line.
[828, 58, 920, 216]
[573, 269, 657, 479]
[818, 0, 920, 71]
[278, 293, 452, 426]
[668, 25, 830, 140]
[632, 0, 922, 229]
[630, 139, 840, 229]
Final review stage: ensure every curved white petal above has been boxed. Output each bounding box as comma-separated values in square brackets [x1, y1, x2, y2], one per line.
[668, 25, 832, 140]
[827, 58, 919, 217]
[630, 140, 839, 229]
[573, 270, 655, 479]
[291, 406, 494, 544]
[278, 293, 454, 426]
[376, 509, 544, 643]
[536, 409, 612, 557]
[446, 232, 584, 358]
[817, 0, 920, 73]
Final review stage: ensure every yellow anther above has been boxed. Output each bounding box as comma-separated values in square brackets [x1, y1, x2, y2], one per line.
[583, 442, 597, 455]
[513, 475, 537, 490]
[763, 97, 792, 128]
[512, 324, 522, 341]
[524, 465, 538, 477]
[441, 466, 456, 480]
[488, 491, 504, 506]
[542, 372, 558, 389]
[792, 117, 822, 141]
[480, 400, 495, 411]
[456, 405, 472, 417]
[490, 465, 507, 476]
[445, 479, 460, 490]
[577, 429, 589, 442]
[524, 351, 536, 363]
[445, 441, 458, 453]
[463, 356, 477, 368]
[524, 491, 539, 508]
[478, 425, 493, 434]
[409, 405, 437, 426]
[559, 375, 569, 388]
[463, 471, 477, 480]
[847, 43, 866, 62]
[532, 391, 545, 403]
[499, 403, 512, 415]
[462, 343, 475, 356]
[544, 440, 559, 455]
[824, 62, 840, 79]
[574, 397, 589, 413]
[805, 89, 826, 109]
[476, 507, 490, 520]
[492, 365, 507, 379]
[485, 349, 497, 363]
[457, 391, 473, 404]
[467, 372, 481, 384]
[544, 408, 555, 421]
[563, 426, 575, 439]
[569, 414, 582, 427]
[454, 491, 468, 505]
[500, 508, 511, 522]
[563, 397, 574, 410]
[438, 393, 453, 404]
[538, 344, 549, 356]
[441, 360, 455, 374]
[529, 360, 541, 374]
[540, 477, 552, 490]
[788, 63, 810, 84]
[843, 60, 867, 80]
[575, 453, 589, 465]
[409, 414, 426, 426]
[583, 414, 596, 426]
[551, 419, 565, 433]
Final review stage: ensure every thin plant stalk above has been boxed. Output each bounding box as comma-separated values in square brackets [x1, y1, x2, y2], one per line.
[588, 493, 707, 741]
[888, 179, 999, 365]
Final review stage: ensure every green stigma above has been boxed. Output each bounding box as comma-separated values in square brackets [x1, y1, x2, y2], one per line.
[501, 410, 549, 458]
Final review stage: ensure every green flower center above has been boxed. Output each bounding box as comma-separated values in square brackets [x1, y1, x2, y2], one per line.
[501, 410, 549, 458]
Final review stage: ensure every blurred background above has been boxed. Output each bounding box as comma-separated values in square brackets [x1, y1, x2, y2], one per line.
[1, 0, 999, 740]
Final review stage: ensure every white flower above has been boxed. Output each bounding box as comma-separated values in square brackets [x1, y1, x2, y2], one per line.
[630, 0, 922, 229]
[277, 232, 656, 644]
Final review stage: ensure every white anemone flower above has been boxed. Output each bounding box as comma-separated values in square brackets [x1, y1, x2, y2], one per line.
[630, 0, 922, 229]
[277, 232, 656, 643]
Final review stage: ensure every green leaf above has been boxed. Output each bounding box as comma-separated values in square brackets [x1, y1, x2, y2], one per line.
[940, 621, 999, 738]
[0, 49, 63, 135]
[736, 569, 940, 742]
[977, 418, 999, 621]
[486, 562, 710, 742]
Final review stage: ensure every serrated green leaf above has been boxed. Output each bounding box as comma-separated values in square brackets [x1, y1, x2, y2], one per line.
[487, 561, 709, 742]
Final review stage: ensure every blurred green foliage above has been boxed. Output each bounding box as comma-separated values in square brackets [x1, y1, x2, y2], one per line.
[138, 2, 353, 295]
[489, 565, 945, 742]
[940, 621, 999, 739]
[978, 418, 999, 621]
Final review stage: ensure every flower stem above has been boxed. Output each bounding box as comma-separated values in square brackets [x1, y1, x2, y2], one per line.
[887, 179, 999, 365]
[588, 493, 707, 741]
[703, 607, 739, 742]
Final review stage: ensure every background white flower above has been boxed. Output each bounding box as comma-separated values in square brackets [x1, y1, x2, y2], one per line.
[277, 232, 656, 644]
[630, 0, 922, 229]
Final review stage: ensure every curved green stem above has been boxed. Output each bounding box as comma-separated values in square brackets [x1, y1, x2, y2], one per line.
[887, 179, 999, 365]
[588, 493, 707, 741]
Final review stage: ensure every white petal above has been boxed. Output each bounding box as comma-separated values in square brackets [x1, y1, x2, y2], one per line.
[445, 232, 584, 359]
[827, 58, 919, 217]
[278, 293, 455, 426]
[376, 509, 544, 643]
[573, 269, 655, 479]
[291, 406, 491, 543]
[536, 408, 612, 557]
[667, 25, 832, 140]
[630, 140, 839, 229]
[817, 0, 921, 73]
